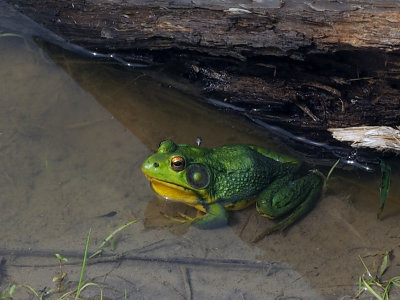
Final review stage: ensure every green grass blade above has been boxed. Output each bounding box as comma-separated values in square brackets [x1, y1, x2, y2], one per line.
[359, 256, 372, 278]
[326, 159, 340, 182]
[75, 228, 91, 300]
[79, 282, 100, 291]
[18, 284, 40, 299]
[390, 277, 400, 287]
[361, 276, 383, 300]
[100, 219, 137, 248]
[379, 252, 389, 278]
[90, 220, 137, 258]
[59, 290, 74, 299]
[9, 285, 16, 296]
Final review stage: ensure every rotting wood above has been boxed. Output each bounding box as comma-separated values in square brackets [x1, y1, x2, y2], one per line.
[329, 126, 400, 153]
[6, 0, 400, 135]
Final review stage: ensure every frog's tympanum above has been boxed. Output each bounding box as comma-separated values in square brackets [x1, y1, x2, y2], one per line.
[142, 140, 323, 236]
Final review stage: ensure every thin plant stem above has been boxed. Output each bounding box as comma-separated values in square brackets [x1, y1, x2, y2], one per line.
[326, 159, 340, 182]
[75, 229, 91, 300]
[90, 220, 137, 258]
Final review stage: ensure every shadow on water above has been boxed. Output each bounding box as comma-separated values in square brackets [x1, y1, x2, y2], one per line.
[1, 1, 400, 299]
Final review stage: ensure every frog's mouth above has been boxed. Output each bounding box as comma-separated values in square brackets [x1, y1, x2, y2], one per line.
[146, 176, 200, 204]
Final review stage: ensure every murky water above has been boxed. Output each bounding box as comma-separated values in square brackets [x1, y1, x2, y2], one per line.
[1, 3, 400, 299]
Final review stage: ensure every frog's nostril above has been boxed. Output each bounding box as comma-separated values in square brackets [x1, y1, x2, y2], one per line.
[153, 162, 159, 168]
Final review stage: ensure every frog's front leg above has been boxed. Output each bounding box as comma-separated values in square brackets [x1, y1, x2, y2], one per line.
[191, 202, 228, 229]
[254, 171, 324, 242]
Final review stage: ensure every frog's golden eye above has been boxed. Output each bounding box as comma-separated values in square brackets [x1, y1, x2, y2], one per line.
[171, 156, 185, 171]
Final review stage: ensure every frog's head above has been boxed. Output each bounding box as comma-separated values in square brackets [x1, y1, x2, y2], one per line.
[141, 140, 211, 204]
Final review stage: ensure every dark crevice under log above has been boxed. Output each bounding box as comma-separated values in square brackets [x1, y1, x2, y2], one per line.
[5, 0, 400, 136]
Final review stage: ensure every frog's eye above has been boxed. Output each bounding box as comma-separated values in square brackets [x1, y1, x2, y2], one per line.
[170, 156, 185, 171]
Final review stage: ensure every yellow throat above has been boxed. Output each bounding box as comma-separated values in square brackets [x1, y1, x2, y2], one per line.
[147, 177, 200, 204]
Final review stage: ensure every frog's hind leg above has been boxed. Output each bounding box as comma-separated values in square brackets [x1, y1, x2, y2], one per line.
[254, 171, 324, 242]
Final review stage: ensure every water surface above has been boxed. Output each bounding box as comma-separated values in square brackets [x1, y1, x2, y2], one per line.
[1, 3, 400, 299]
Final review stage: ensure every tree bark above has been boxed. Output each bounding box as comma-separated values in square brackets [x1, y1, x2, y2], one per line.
[7, 0, 400, 134]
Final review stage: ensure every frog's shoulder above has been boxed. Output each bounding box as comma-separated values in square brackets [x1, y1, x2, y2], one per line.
[247, 145, 300, 165]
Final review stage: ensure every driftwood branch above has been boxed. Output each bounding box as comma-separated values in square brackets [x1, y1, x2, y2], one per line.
[329, 126, 400, 152]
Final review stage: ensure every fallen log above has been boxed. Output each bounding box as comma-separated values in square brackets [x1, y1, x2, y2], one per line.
[6, 0, 400, 137]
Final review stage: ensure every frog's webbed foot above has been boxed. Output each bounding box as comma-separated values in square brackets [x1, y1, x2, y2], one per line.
[160, 203, 228, 229]
[253, 195, 315, 242]
[160, 211, 199, 224]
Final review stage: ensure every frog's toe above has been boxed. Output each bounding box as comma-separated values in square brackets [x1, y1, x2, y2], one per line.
[252, 219, 289, 242]
[160, 212, 192, 224]
[178, 212, 196, 221]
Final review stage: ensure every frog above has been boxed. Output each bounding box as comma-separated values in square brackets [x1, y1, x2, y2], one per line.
[141, 139, 324, 239]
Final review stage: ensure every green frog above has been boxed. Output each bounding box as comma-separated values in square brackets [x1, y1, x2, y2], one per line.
[142, 140, 323, 239]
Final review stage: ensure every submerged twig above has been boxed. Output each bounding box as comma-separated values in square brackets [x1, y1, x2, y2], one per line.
[295, 102, 320, 122]
[5, 248, 279, 271]
[180, 266, 192, 300]
[378, 160, 391, 219]
[0, 257, 7, 286]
